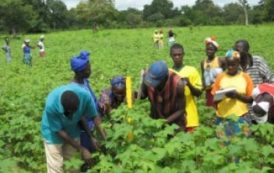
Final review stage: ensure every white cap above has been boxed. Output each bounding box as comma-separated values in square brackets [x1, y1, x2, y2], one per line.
[24, 39, 31, 43]
[40, 35, 45, 39]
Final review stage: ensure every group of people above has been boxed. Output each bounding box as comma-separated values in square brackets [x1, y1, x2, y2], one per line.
[1, 35, 45, 65]
[41, 37, 273, 173]
[153, 28, 176, 48]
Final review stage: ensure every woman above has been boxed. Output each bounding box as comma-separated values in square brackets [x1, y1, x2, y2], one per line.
[211, 50, 254, 127]
[201, 37, 224, 107]
[22, 39, 34, 66]
[98, 76, 126, 117]
[70, 51, 106, 152]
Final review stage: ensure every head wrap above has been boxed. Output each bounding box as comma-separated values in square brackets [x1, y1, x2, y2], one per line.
[70, 51, 90, 72]
[111, 76, 125, 88]
[225, 49, 240, 60]
[205, 36, 219, 49]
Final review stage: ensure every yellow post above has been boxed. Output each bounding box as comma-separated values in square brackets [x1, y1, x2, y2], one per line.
[126, 76, 133, 108]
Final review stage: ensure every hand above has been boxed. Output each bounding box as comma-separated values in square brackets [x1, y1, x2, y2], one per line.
[81, 147, 92, 165]
[225, 91, 239, 99]
[182, 77, 190, 86]
[91, 137, 101, 151]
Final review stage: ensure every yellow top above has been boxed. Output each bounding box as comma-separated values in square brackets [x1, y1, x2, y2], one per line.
[170, 66, 202, 127]
[211, 72, 254, 118]
[203, 57, 220, 70]
[153, 33, 159, 43]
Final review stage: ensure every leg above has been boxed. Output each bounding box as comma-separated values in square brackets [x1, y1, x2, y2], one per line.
[44, 142, 63, 173]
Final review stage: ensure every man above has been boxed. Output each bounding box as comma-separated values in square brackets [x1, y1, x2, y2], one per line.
[41, 82, 105, 173]
[234, 39, 273, 123]
[37, 35, 45, 57]
[140, 60, 186, 130]
[169, 43, 202, 132]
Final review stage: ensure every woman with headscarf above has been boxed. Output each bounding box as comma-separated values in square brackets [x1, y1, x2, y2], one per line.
[22, 39, 34, 66]
[70, 51, 106, 170]
[211, 50, 254, 126]
[201, 37, 225, 107]
[98, 76, 126, 117]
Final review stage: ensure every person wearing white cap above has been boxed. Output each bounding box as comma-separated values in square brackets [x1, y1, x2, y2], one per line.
[252, 83, 274, 124]
[22, 39, 34, 66]
[37, 35, 45, 57]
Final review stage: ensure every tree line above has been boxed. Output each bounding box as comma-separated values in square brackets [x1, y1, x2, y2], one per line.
[0, 0, 273, 34]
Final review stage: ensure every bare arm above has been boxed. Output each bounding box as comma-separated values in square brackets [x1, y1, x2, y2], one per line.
[184, 77, 202, 97]
[93, 116, 106, 140]
[226, 91, 253, 103]
[200, 60, 206, 90]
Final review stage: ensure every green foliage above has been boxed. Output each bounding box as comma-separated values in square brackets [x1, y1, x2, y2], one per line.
[0, 26, 273, 172]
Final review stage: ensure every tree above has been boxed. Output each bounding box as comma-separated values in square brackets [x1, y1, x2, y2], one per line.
[259, 0, 274, 21]
[47, 0, 69, 30]
[0, 0, 38, 34]
[143, 0, 175, 21]
[75, 0, 118, 28]
[187, 0, 223, 25]
[223, 3, 245, 24]
[238, 0, 249, 25]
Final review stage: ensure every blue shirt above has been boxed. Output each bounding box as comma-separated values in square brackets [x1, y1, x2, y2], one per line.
[41, 83, 98, 144]
[23, 46, 31, 54]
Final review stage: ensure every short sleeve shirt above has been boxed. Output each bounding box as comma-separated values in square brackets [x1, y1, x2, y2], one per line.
[41, 83, 98, 144]
[211, 72, 253, 118]
[170, 66, 202, 127]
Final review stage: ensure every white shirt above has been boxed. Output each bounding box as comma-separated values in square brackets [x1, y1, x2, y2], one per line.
[38, 40, 45, 52]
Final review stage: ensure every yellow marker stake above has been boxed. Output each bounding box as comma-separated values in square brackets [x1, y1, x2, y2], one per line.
[126, 76, 133, 108]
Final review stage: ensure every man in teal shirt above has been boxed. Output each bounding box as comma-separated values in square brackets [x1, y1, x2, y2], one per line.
[41, 83, 105, 173]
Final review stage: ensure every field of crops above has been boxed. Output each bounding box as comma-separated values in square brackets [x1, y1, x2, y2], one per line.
[0, 25, 273, 172]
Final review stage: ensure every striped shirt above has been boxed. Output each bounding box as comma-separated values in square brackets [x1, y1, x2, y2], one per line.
[242, 56, 273, 122]
[244, 56, 272, 87]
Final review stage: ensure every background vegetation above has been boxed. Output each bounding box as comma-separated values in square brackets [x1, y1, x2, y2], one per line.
[0, 25, 273, 172]
[0, 0, 274, 34]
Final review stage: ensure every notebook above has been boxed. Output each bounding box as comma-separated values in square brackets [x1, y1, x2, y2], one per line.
[213, 88, 236, 101]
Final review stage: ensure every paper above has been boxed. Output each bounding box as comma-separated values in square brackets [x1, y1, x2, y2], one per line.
[213, 88, 236, 101]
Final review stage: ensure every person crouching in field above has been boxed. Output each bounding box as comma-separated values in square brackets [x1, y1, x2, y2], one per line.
[201, 37, 224, 107]
[37, 35, 45, 57]
[211, 50, 254, 134]
[22, 39, 34, 66]
[41, 83, 105, 173]
[169, 43, 202, 132]
[252, 82, 274, 124]
[98, 76, 126, 118]
[70, 51, 106, 171]
[2, 37, 11, 63]
[139, 60, 187, 131]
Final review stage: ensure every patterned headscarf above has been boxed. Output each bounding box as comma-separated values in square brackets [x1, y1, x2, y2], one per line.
[225, 49, 240, 60]
[205, 36, 219, 49]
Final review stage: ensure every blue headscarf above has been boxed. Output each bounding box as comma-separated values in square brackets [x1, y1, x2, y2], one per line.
[111, 76, 125, 88]
[70, 51, 90, 72]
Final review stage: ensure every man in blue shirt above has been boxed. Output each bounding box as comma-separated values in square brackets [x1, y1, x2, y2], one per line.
[41, 83, 106, 173]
